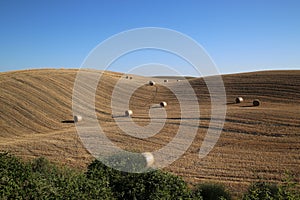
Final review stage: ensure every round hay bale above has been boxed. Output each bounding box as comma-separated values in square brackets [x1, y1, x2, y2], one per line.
[74, 115, 82, 122]
[142, 152, 154, 167]
[235, 97, 244, 103]
[164, 79, 168, 82]
[149, 80, 155, 86]
[125, 110, 133, 117]
[253, 99, 260, 106]
[160, 101, 167, 107]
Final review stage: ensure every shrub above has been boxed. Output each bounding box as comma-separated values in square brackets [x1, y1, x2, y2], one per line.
[0, 152, 35, 199]
[192, 183, 231, 200]
[0, 153, 114, 199]
[243, 179, 300, 200]
[102, 151, 149, 172]
[243, 182, 279, 200]
[139, 170, 191, 200]
[31, 156, 52, 173]
[87, 159, 191, 199]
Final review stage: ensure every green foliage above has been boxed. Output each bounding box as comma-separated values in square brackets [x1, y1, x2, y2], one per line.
[243, 182, 280, 200]
[191, 182, 231, 200]
[243, 177, 300, 200]
[0, 152, 114, 199]
[2, 152, 298, 200]
[87, 159, 191, 199]
[277, 173, 300, 200]
[101, 151, 148, 173]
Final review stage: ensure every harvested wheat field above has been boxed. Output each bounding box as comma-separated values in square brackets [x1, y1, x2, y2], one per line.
[0, 69, 299, 197]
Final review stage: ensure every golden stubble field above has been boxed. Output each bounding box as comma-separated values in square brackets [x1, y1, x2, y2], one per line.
[0, 69, 299, 196]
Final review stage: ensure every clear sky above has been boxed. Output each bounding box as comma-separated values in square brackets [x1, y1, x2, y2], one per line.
[0, 0, 299, 75]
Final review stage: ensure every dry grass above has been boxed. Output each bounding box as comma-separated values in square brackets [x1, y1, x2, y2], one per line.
[0, 69, 299, 198]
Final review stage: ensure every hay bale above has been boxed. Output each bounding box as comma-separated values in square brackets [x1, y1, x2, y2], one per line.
[160, 101, 167, 107]
[142, 152, 154, 167]
[125, 110, 133, 117]
[149, 80, 155, 86]
[253, 99, 260, 106]
[74, 115, 82, 122]
[235, 97, 244, 103]
[164, 79, 168, 82]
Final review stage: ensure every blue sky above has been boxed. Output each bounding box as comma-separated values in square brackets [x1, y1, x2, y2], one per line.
[0, 0, 299, 75]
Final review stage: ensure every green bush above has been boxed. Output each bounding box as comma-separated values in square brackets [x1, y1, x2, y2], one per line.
[101, 151, 148, 173]
[87, 159, 191, 199]
[243, 182, 279, 200]
[0, 152, 38, 199]
[8, 152, 300, 200]
[0, 152, 114, 199]
[243, 180, 300, 200]
[192, 183, 231, 200]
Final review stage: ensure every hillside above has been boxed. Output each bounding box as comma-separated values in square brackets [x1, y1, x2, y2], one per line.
[0, 69, 299, 196]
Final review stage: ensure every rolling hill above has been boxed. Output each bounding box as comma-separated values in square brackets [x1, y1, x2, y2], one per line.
[0, 68, 299, 196]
